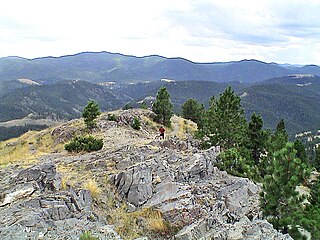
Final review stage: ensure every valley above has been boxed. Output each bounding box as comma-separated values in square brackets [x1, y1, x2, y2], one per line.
[1, 72, 320, 141]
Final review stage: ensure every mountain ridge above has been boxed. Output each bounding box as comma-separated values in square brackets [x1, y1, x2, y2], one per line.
[1, 51, 320, 84]
[2, 51, 318, 67]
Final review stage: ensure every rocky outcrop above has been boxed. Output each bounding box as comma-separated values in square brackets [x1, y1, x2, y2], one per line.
[0, 109, 294, 239]
[110, 143, 293, 240]
[174, 219, 293, 240]
[0, 162, 121, 240]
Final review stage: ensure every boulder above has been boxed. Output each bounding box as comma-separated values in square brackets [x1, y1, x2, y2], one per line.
[112, 163, 153, 206]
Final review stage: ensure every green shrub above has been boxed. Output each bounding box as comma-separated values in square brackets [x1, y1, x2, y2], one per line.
[107, 114, 117, 121]
[64, 135, 103, 152]
[79, 231, 99, 240]
[123, 103, 133, 110]
[217, 147, 260, 181]
[140, 101, 148, 109]
[131, 117, 141, 130]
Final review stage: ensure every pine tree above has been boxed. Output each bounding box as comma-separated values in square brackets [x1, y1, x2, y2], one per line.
[246, 113, 269, 165]
[315, 146, 320, 171]
[217, 147, 260, 181]
[310, 178, 320, 205]
[181, 98, 204, 124]
[260, 143, 310, 234]
[270, 119, 289, 152]
[152, 87, 173, 127]
[299, 178, 320, 240]
[293, 140, 307, 163]
[275, 119, 288, 138]
[200, 86, 247, 149]
[82, 100, 101, 129]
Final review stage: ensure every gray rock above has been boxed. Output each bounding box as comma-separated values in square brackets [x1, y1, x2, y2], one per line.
[109, 137, 291, 240]
[174, 219, 207, 240]
[0, 162, 121, 240]
[0, 183, 36, 206]
[16, 162, 61, 191]
[112, 163, 153, 206]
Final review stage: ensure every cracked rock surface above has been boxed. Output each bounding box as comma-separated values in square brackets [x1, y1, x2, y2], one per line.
[0, 162, 121, 240]
[109, 143, 292, 240]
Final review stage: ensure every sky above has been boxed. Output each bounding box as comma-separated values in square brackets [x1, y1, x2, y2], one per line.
[0, 0, 320, 64]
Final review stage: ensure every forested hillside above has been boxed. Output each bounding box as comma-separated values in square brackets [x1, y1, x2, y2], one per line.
[1, 52, 320, 85]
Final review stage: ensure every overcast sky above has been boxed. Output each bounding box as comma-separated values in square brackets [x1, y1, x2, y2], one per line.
[0, 0, 320, 64]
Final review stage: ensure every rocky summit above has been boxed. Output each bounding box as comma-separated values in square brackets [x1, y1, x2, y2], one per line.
[0, 109, 292, 240]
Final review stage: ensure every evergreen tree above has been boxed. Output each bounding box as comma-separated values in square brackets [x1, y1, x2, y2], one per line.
[199, 86, 247, 149]
[246, 113, 269, 165]
[270, 119, 289, 152]
[299, 178, 320, 240]
[309, 178, 320, 206]
[181, 98, 204, 124]
[82, 100, 101, 129]
[260, 143, 311, 235]
[315, 146, 320, 171]
[152, 87, 173, 127]
[294, 140, 308, 163]
[198, 96, 216, 136]
[217, 147, 260, 181]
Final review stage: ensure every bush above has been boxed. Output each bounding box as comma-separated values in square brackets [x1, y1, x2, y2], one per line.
[131, 117, 141, 130]
[64, 135, 103, 152]
[217, 147, 260, 181]
[140, 101, 148, 109]
[107, 114, 117, 121]
[79, 231, 99, 240]
[123, 103, 133, 110]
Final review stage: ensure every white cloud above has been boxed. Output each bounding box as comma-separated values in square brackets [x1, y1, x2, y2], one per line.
[0, 0, 319, 64]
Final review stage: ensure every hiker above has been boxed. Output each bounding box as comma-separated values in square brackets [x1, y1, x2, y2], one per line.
[159, 126, 165, 139]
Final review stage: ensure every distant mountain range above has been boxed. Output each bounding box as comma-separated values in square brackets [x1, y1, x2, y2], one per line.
[1, 51, 320, 86]
[0, 51, 320, 141]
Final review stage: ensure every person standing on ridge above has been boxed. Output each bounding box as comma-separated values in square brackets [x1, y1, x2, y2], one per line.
[159, 126, 165, 139]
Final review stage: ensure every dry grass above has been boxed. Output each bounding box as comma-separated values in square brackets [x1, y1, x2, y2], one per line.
[108, 203, 143, 239]
[141, 115, 159, 131]
[83, 179, 102, 199]
[169, 116, 198, 140]
[60, 176, 68, 190]
[0, 129, 64, 166]
[57, 164, 93, 190]
[145, 208, 167, 232]
[183, 119, 197, 134]
[55, 165, 78, 190]
[107, 206, 168, 239]
[68, 118, 85, 128]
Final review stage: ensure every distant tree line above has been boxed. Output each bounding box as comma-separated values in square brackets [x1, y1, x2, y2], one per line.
[0, 125, 48, 141]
